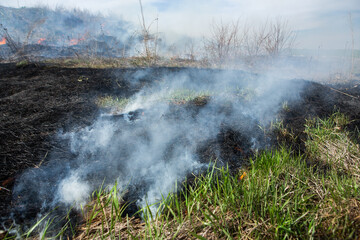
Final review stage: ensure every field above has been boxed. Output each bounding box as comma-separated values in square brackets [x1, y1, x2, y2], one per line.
[0, 3, 360, 239]
[0, 61, 359, 239]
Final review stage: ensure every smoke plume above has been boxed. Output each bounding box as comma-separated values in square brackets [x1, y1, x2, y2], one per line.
[11, 68, 304, 232]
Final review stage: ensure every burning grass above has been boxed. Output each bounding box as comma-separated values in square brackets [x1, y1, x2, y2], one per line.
[5, 113, 359, 239]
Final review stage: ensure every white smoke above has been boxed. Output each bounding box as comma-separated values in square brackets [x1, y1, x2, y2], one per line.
[11, 68, 305, 230]
[52, 69, 303, 211]
[58, 174, 90, 207]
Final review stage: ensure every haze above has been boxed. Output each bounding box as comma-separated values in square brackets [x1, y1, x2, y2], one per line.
[0, 0, 359, 49]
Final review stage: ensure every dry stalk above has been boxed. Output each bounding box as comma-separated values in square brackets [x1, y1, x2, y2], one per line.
[314, 134, 360, 181]
[349, 12, 355, 79]
[204, 18, 296, 67]
[25, 18, 46, 45]
[204, 19, 242, 66]
[264, 18, 295, 57]
[138, 0, 150, 60]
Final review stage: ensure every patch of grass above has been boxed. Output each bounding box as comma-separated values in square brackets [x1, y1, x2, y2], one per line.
[76, 183, 129, 239]
[43, 57, 210, 69]
[95, 87, 257, 111]
[74, 143, 359, 239]
[95, 96, 130, 111]
[11, 113, 360, 239]
[270, 119, 298, 146]
[163, 89, 212, 105]
[3, 208, 76, 240]
[16, 59, 29, 68]
[305, 112, 360, 178]
[150, 147, 359, 239]
[94, 90, 212, 111]
[44, 57, 132, 69]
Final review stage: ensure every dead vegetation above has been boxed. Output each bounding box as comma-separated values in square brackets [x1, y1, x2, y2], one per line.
[305, 112, 360, 180]
[203, 18, 296, 67]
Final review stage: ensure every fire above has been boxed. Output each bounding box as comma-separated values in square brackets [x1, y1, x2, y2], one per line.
[37, 38, 46, 44]
[68, 33, 88, 46]
[69, 36, 85, 46]
[0, 37, 6, 45]
[239, 172, 247, 181]
[69, 38, 80, 46]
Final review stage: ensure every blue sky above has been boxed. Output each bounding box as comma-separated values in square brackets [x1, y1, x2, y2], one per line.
[0, 0, 359, 49]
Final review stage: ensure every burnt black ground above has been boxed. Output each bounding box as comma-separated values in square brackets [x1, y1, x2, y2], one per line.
[1, 63, 360, 227]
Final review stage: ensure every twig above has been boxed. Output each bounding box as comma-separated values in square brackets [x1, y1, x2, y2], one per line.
[34, 151, 48, 168]
[328, 87, 359, 99]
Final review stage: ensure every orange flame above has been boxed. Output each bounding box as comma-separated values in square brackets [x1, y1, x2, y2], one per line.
[37, 38, 46, 44]
[239, 172, 247, 181]
[69, 33, 88, 46]
[69, 38, 79, 45]
[0, 37, 6, 45]
[69, 36, 85, 46]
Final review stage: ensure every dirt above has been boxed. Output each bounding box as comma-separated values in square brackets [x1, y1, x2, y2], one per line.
[1, 63, 360, 225]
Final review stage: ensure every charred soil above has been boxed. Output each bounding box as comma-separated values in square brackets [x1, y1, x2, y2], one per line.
[1, 63, 360, 227]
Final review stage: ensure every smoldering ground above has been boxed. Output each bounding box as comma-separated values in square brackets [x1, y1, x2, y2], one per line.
[7, 68, 305, 235]
[0, 6, 134, 60]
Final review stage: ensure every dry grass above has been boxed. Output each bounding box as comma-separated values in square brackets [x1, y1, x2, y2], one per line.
[43, 56, 209, 69]
[305, 112, 360, 180]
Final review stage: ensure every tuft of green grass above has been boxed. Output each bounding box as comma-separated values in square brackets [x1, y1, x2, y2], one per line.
[95, 96, 130, 111]
[163, 89, 211, 105]
[95, 86, 257, 111]
[16, 60, 29, 68]
[77, 183, 129, 239]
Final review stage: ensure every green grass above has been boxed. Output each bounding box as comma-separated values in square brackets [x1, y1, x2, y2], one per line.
[73, 145, 359, 239]
[141, 147, 359, 239]
[82, 112, 360, 239]
[95, 87, 256, 111]
[94, 90, 212, 111]
[162, 89, 211, 105]
[95, 96, 130, 111]
[5, 113, 360, 239]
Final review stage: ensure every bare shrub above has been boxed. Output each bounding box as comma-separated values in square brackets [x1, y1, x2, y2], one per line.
[184, 38, 198, 61]
[203, 18, 296, 67]
[264, 18, 296, 57]
[243, 22, 270, 64]
[138, 0, 159, 64]
[203, 19, 243, 66]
